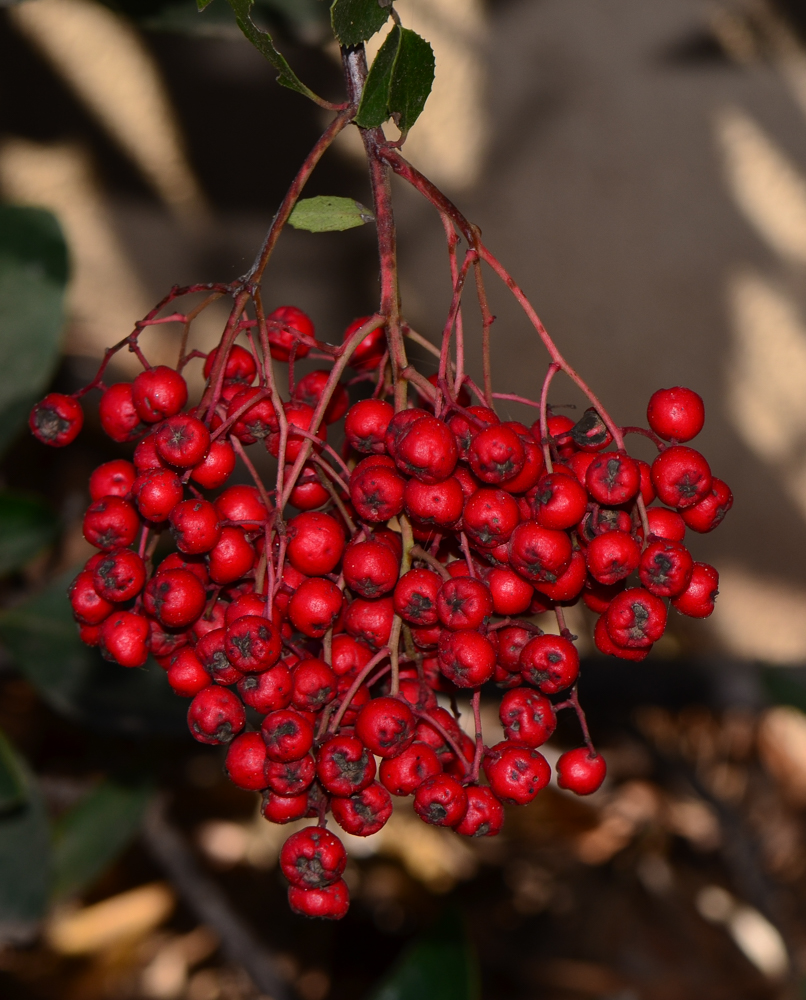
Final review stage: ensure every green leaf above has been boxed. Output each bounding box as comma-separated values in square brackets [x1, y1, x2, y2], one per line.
[0, 728, 27, 816]
[366, 909, 480, 1000]
[288, 196, 374, 232]
[197, 0, 214, 10]
[355, 26, 435, 133]
[331, 0, 389, 47]
[0, 570, 187, 736]
[0, 492, 59, 577]
[224, 0, 325, 103]
[52, 780, 153, 899]
[0, 205, 68, 457]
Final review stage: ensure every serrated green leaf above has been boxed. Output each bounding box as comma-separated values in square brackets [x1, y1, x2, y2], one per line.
[0, 752, 50, 932]
[288, 195, 374, 232]
[0, 492, 59, 577]
[355, 23, 401, 129]
[388, 28, 434, 132]
[0, 728, 27, 816]
[366, 908, 480, 1000]
[331, 0, 389, 47]
[52, 779, 153, 899]
[0, 205, 68, 457]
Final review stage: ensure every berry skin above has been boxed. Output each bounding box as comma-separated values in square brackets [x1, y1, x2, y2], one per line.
[650, 446, 712, 509]
[166, 647, 210, 697]
[646, 507, 687, 542]
[556, 748, 607, 795]
[605, 588, 667, 648]
[344, 596, 394, 648]
[448, 405, 499, 458]
[533, 549, 587, 603]
[204, 343, 257, 384]
[293, 369, 349, 425]
[499, 433, 545, 493]
[438, 630, 496, 688]
[291, 658, 337, 712]
[99, 383, 144, 443]
[413, 774, 468, 827]
[288, 879, 350, 920]
[29, 393, 83, 446]
[483, 742, 551, 805]
[69, 570, 114, 625]
[100, 611, 150, 667]
[133, 468, 184, 522]
[496, 625, 533, 673]
[156, 414, 211, 468]
[454, 786, 505, 837]
[225, 732, 268, 791]
[207, 527, 255, 585]
[394, 415, 458, 484]
[671, 561, 719, 618]
[262, 709, 314, 762]
[316, 734, 376, 796]
[585, 451, 641, 505]
[680, 478, 733, 533]
[350, 462, 406, 523]
[355, 696, 415, 759]
[647, 386, 705, 442]
[287, 512, 345, 576]
[83, 497, 140, 550]
[393, 568, 442, 626]
[467, 425, 525, 484]
[262, 790, 310, 825]
[414, 707, 464, 763]
[134, 434, 168, 473]
[593, 614, 651, 661]
[214, 485, 269, 528]
[88, 460, 136, 501]
[190, 439, 236, 490]
[237, 664, 293, 713]
[638, 539, 693, 597]
[531, 473, 588, 530]
[636, 459, 656, 505]
[280, 827, 346, 889]
[145, 569, 207, 628]
[586, 531, 641, 586]
[463, 488, 520, 548]
[330, 634, 373, 678]
[91, 549, 146, 603]
[485, 567, 533, 616]
[195, 628, 242, 685]
[379, 741, 442, 796]
[225, 615, 281, 672]
[343, 539, 399, 598]
[331, 783, 393, 837]
[169, 499, 221, 555]
[264, 754, 315, 796]
[227, 388, 278, 443]
[344, 398, 394, 454]
[289, 469, 330, 511]
[499, 688, 557, 747]
[225, 593, 266, 624]
[404, 476, 464, 528]
[288, 578, 344, 638]
[267, 305, 314, 361]
[436, 577, 493, 631]
[507, 521, 572, 584]
[132, 366, 188, 423]
[519, 634, 580, 694]
[344, 315, 386, 370]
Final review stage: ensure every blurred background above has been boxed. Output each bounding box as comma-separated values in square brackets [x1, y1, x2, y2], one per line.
[3, 0, 806, 997]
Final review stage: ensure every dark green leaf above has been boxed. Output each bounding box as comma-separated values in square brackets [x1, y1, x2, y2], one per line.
[0, 570, 187, 736]
[355, 24, 401, 129]
[288, 196, 374, 232]
[331, 0, 389, 47]
[197, 0, 214, 10]
[366, 909, 480, 1000]
[0, 751, 50, 933]
[0, 492, 59, 577]
[0, 728, 27, 816]
[52, 780, 153, 899]
[387, 28, 435, 133]
[0, 206, 68, 457]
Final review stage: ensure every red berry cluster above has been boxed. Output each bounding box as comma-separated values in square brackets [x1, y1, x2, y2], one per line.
[30, 299, 730, 921]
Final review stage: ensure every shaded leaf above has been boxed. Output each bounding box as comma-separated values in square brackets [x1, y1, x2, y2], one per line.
[0, 206, 68, 457]
[0, 492, 59, 577]
[0, 728, 27, 816]
[355, 24, 400, 129]
[197, 0, 214, 10]
[288, 195, 374, 232]
[331, 0, 389, 47]
[0, 749, 50, 933]
[355, 26, 434, 133]
[366, 908, 480, 1000]
[52, 779, 153, 899]
[0, 570, 187, 736]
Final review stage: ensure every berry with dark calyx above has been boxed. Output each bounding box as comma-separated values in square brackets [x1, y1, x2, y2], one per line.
[133, 468, 183, 522]
[267, 305, 314, 361]
[99, 383, 144, 443]
[496, 625, 534, 673]
[280, 826, 346, 888]
[262, 709, 314, 762]
[605, 587, 667, 648]
[196, 628, 242, 685]
[680, 478, 733, 533]
[331, 782, 393, 837]
[578, 505, 632, 544]
[486, 567, 533, 615]
[344, 398, 394, 454]
[531, 473, 588, 530]
[264, 754, 315, 797]
[289, 579, 343, 638]
[500, 432, 545, 494]
[646, 506, 687, 542]
[187, 686, 245, 745]
[225, 615, 281, 672]
[166, 647, 210, 697]
[393, 568, 442, 626]
[83, 497, 140, 550]
[91, 549, 146, 603]
[207, 527, 255, 585]
[344, 315, 385, 370]
[355, 696, 415, 759]
[69, 570, 114, 625]
[650, 445, 712, 509]
[447, 405, 499, 459]
[647, 386, 705, 442]
[483, 741, 551, 805]
[533, 548, 587, 603]
[343, 595, 394, 648]
[203, 342, 257, 384]
[343, 539, 399, 598]
[190, 439, 236, 490]
[145, 568, 207, 629]
[454, 786, 505, 837]
[291, 658, 337, 712]
[671, 561, 719, 618]
[89, 460, 136, 501]
[29, 393, 83, 446]
[262, 790, 310, 825]
[227, 387, 278, 443]
[436, 576, 493, 631]
[586, 530, 641, 586]
[556, 747, 607, 795]
[293, 369, 349, 425]
[463, 488, 520, 548]
[639, 539, 693, 597]
[169, 499, 221, 554]
[132, 366, 188, 423]
[593, 613, 651, 661]
[413, 773, 468, 827]
[569, 407, 612, 452]
[214, 484, 269, 528]
[585, 451, 640, 505]
[394, 415, 458, 484]
[237, 663, 293, 713]
[225, 732, 268, 791]
[438, 629, 496, 688]
[519, 633, 579, 693]
[379, 741, 442, 796]
[508, 520, 572, 583]
[499, 688, 556, 747]
[287, 511, 344, 576]
[350, 461, 406, 524]
[468, 425, 525, 484]
[156, 414, 210, 468]
[316, 734, 376, 796]
[288, 879, 350, 920]
[404, 476, 464, 528]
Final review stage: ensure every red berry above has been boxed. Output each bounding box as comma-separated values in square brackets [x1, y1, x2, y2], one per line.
[507, 520, 572, 583]
[569, 407, 612, 452]
[638, 539, 693, 597]
[499, 687, 556, 746]
[414, 707, 463, 764]
[134, 433, 168, 473]
[650, 446, 712, 509]
[69, 570, 114, 625]
[393, 568, 442, 626]
[288, 578, 343, 638]
[483, 741, 550, 805]
[156, 414, 210, 468]
[293, 369, 349, 425]
[280, 827, 346, 888]
[99, 610, 150, 667]
[288, 879, 350, 920]
[132, 366, 188, 423]
[83, 497, 140, 550]
[344, 398, 394, 454]
[605, 587, 667, 647]
[204, 343, 257, 384]
[195, 628, 242, 685]
[225, 593, 266, 625]
[264, 754, 315, 796]
[166, 647, 210, 697]
[91, 548, 146, 602]
[593, 613, 651, 661]
[647, 386, 705, 442]
[533, 548, 587, 603]
[349, 462, 405, 523]
[531, 473, 588, 530]
[207, 527, 255, 585]
[215, 485, 269, 527]
[267, 305, 314, 362]
[343, 539, 399, 598]
[636, 459, 656, 505]
[413, 773, 468, 827]
[646, 507, 686, 542]
[496, 625, 533, 673]
[262, 790, 309, 825]
[344, 315, 385, 371]
[262, 709, 314, 762]
[557, 747, 607, 795]
[169, 499, 221, 554]
[454, 786, 505, 837]
[447, 405, 499, 459]
[148, 620, 188, 661]
[499, 434, 545, 494]
[438, 629, 496, 687]
[585, 451, 640, 505]
[144, 569, 206, 629]
[436, 577, 493, 631]
[680, 478, 732, 533]
[29, 393, 83, 446]
[289, 467, 330, 511]
[316, 734, 375, 795]
[330, 783, 392, 837]
[99, 383, 144, 443]
[159, 552, 210, 586]
[225, 732, 268, 791]
[355, 696, 415, 758]
[671, 561, 718, 618]
[225, 615, 281, 672]
[88, 459, 136, 501]
[519, 634, 579, 693]
[287, 511, 344, 576]
[586, 530, 641, 586]
[462, 488, 520, 548]
[343, 595, 394, 648]
[291, 658, 337, 712]
[485, 567, 533, 616]
[467, 425, 525, 484]
[133, 468, 183, 522]
[190, 439, 236, 490]
[227, 387, 278, 443]
[404, 476, 464, 528]
[379, 741, 442, 796]
[394, 415, 458, 484]
[266, 401, 325, 464]
[237, 664, 293, 713]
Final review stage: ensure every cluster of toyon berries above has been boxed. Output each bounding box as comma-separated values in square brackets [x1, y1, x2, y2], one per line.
[29, 302, 730, 921]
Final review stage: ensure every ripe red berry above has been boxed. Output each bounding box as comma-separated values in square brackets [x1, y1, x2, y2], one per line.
[438, 629, 496, 687]
[166, 647, 210, 697]
[316, 734, 376, 795]
[287, 512, 344, 576]
[671, 561, 718, 618]
[132, 366, 188, 423]
[586, 530, 641, 586]
[355, 696, 415, 758]
[330, 634, 373, 678]
[291, 658, 337, 712]
[207, 527, 255, 585]
[343, 539, 399, 598]
[288, 578, 343, 638]
[224, 732, 268, 791]
[485, 567, 533, 616]
[91, 548, 146, 602]
[144, 568, 207, 629]
[343, 595, 394, 648]
[638, 539, 693, 597]
[499, 433, 544, 494]
[280, 826, 346, 888]
[133, 468, 184, 522]
[99, 383, 144, 443]
[413, 773, 468, 827]
[69, 570, 114, 625]
[496, 625, 533, 673]
[159, 552, 209, 586]
[215, 485, 269, 528]
[237, 663, 293, 713]
[605, 587, 667, 647]
[499, 688, 556, 746]
[288, 878, 350, 920]
[29, 393, 83, 446]
[585, 451, 640, 505]
[556, 747, 607, 795]
[436, 577, 493, 631]
[519, 634, 579, 693]
[533, 548, 587, 603]
[330, 783, 393, 837]
[462, 488, 520, 548]
[190, 439, 236, 490]
[483, 741, 550, 805]
[467, 425, 525, 484]
[447, 405, 499, 459]
[646, 506, 687, 542]
[288, 468, 329, 511]
[344, 398, 394, 454]
[507, 520, 572, 583]
[647, 386, 705, 442]
[83, 497, 140, 550]
[349, 462, 406, 523]
[99, 610, 150, 667]
[344, 315, 385, 370]
[262, 790, 309, 825]
[404, 476, 464, 528]
[531, 473, 588, 530]
[262, 709, 314, 762]
[394, 415, 458, 484]
[88, 459, 136, 501]
[225, 615, 281, 672]
[226, 593, 266, 625]
[134, 434, 168, 473]
[227, 387, 278, 443]
[149, 620, 188, 661]
[680, 478, 733, 533]
[169, 499, 221, 554]
[392, 568, 442, 626]
[650, 445, 712, 509]
[156, 414, 210, 468]
[267, 305, 314, 361]
[266, 401, 325, 464]
[593, 613, 651, 661]
[293, 369, 349, 425]
[264, 754, 315, 796]
[454, 786, 505, 837]
[204, 343, 257, 384]
[379, 741, 442, 795]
